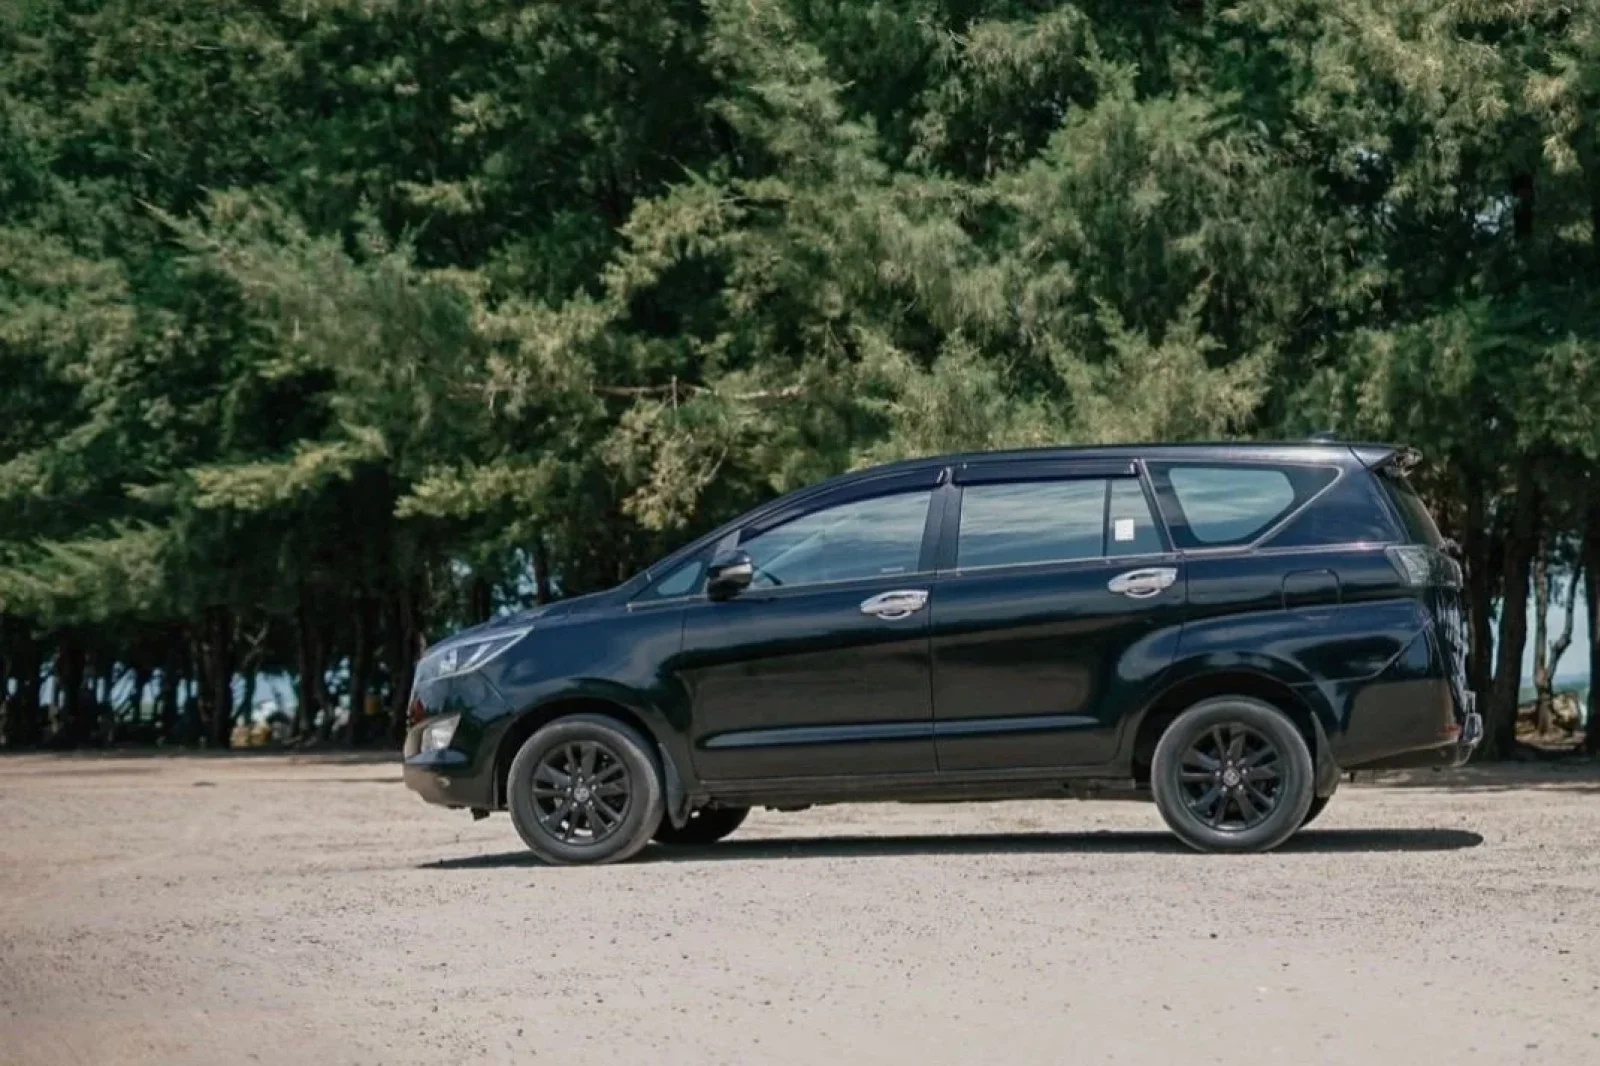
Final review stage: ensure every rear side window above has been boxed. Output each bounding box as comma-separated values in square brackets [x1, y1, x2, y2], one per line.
[956, 477, 1165, 570]
[1107, 478, 1165, 557]
[1150, 463, 1337, 550]
[958, 480, 1105, 569]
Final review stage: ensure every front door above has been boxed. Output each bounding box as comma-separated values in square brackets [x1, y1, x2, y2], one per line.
[930, 469, 1185, 771]
[676, 484, 940, 782]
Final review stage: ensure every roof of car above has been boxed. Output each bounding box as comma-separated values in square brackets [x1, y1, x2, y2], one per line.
[843, 439, 1399, 481]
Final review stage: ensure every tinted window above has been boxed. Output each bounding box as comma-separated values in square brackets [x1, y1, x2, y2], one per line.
[1107, 478, 1165, 556]
[1153, 463, 1337, 549]
[1378, 471, 1444, 548]
[741, 490, 931, 589]
[1168, 467, 1293, 543]
[648, 558, 705, 599]
[958, 480, 1106, 569]
[1269, 471, 1400, 548]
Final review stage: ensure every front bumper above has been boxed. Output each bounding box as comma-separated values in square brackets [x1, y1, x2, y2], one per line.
[402, 747, 493, 809]
[401, 671, 513, 810]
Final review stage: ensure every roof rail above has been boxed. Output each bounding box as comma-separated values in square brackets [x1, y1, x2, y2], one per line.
[1306, 430, 1340, 443]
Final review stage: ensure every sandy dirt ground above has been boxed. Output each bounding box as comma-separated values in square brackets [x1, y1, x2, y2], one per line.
[2, 755, 1599, 1066]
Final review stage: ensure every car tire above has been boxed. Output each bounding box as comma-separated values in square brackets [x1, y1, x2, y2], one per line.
[506, 713, 664, 866]
[1299, 792, 1334, 829]
[1151, 696, 1315, 854]
[653, 805, 750, 846]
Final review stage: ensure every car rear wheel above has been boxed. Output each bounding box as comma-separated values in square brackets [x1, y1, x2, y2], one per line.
[653, 805, 750, 846]
[506, 714, 664, 866]
[1151, 696, 1315, 854]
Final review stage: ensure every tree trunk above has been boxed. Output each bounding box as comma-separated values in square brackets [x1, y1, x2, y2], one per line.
[294, 584, 324, 739]
[1531, 543, 1551, 737]
[533, 534, 553, 605]
[57, 635, 88, 748]
[202, 607, 235, 749]
[1585, 508, 1600, 756]
[0, 623, 9, 745]
[129, 665, 152, 729]
[8, 635, 43, 749]
[386, 581, 423, 742]
[158, 649, 180, 745]
[1486, 473, 1540, 758]
[95, 662, 118, 744]
[470, 576, 492, 624]
[184, 627, 208, 742]
[1461, 484, 1496, 711]
[348, 594, 376, 745]
[1541, 561, 1582, 736]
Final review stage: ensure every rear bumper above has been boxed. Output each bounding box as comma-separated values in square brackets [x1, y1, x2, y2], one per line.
[1344, 726, 1478, 771]
[1329, 675, 1481, 771]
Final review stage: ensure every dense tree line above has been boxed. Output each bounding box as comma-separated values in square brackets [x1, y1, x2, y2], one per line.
[2, 0, 1598, 756]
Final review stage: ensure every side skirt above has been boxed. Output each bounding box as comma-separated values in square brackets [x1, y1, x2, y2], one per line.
[699, 767, 1146, 809]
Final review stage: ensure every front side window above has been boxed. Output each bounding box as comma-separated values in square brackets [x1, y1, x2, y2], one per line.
[740, 490, 932, 589]
[957, 479, 1108, 569]
[639, 557, 705, 600]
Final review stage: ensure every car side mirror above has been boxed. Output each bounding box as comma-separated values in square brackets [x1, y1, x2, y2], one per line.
[706, 549, 754, 601]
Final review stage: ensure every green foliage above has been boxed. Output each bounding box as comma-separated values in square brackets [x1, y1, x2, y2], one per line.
[1, 0, 1597, 749]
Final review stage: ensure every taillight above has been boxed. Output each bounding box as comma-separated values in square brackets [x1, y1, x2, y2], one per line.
[1386, 545, 1460, 588]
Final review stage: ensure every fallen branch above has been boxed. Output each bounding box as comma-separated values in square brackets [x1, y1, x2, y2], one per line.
[592, 382, 805, 402]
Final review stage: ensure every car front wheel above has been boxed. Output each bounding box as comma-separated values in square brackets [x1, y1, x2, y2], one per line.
[1299, 792, 1334, 829]
[506, 714, 664, 866]
[1151, 697, 1315, 854]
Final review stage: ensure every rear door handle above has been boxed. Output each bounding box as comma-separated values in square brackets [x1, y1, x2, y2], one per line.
[1108, 568, 1177, 600]
[859, 589, 929, 620]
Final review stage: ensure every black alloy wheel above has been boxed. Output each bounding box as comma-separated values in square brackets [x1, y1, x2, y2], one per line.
[507, 713, 664, 865]
[1151, 696, 1314, 854]
[1176, 722, 1283, 831]
[530, 740, 632, 846]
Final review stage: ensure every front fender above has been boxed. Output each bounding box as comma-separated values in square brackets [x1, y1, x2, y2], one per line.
[513, 677, 700, 800]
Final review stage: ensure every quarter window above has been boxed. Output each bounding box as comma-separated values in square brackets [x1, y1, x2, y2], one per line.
[1153, 463, 1336, 549]
[740, 490, 932, 589]
[957, 480, 1108, 569]
[644, 557, 704, 599]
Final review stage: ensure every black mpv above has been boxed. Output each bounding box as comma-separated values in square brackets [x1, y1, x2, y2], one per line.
[403, 441, 1480, 863]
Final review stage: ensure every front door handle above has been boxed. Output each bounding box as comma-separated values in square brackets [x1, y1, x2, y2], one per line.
[859, 589, 929, 620]
[1108, 567, 1177, 600]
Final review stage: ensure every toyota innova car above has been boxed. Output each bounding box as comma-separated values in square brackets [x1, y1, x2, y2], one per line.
[403, 441, 1480, 863]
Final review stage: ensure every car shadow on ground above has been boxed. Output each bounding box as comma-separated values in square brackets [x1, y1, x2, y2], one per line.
[420, 827, 1484, 869]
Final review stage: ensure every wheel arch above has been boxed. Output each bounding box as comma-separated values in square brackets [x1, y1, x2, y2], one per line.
[1125, 665, 1335, 790]
[492, 690, 689, 814]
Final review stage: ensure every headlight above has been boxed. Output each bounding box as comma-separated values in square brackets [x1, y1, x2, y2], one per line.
[420, 714, 460, 754]
[414, 627, 531, 686]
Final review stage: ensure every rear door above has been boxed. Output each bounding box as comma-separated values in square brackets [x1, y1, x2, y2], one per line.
[928, 460, 1186, 772]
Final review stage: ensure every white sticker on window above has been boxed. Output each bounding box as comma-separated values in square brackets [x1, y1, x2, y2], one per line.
[1113, 518, 1136, 543]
